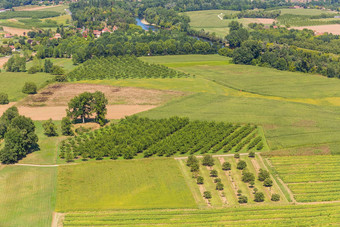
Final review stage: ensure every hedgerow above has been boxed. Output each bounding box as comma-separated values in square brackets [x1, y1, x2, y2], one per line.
[60, 117, 262, 162]
[67, 56, 189, 81]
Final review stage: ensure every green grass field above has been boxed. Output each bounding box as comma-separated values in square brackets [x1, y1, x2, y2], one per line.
[56, 159, 197, 211]
[0, 166, 57, 227]
[270, 155, 340, 202]
[63, 203, 340, 226]
[0, 72, 54, 102]
[278, 8, 337, 16]
[26, 58, 76, 73]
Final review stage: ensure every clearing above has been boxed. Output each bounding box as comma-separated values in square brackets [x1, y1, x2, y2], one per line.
[56, 159, 197, 211]
[2, 26, 31, 35]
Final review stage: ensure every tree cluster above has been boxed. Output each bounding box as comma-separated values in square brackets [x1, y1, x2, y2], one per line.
[0, 107, 38, 164]
[5, 55, 26, 72]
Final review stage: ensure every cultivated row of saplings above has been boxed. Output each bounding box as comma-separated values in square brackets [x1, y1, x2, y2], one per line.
[187, 154, 280, 204]
[59, 117, 264, 162]
[67, 56, 189, 81]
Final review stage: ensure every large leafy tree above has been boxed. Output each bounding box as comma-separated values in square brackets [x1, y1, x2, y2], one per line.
[67, 91, 108, 125]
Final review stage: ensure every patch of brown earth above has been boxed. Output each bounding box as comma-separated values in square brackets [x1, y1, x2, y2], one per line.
[0, 56, 10, 68]
[21, 83, 184, 106]
[292, 24, 340, 35]
[2, 26, 31, 36]
[15, 5, 60, 11]
[15, 105, 156, 121]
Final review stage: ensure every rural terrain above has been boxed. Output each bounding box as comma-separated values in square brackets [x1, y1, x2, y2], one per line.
[0, 1, 339, 227]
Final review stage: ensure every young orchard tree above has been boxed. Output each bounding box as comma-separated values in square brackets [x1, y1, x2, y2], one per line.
[214, 178, 221, 183]
[216, 182, 224, 191]
[190, 162, 199, 172]
[203, 191, 212, 199]
[263, 178, 273, 187]
[248, 151, 255, 157]
[197, 176, 204, 185]
[210, 169, 218, 177]
[43, 118, 58, 137]
[242, 171, 255, 183]
[61, 117, 74, 136]
[258, 168, 270, 181]
[238, 195, 248, 204]
[271, 194, 280, 201]
[254, 192, 265, 202]
[237, 160, 247, 170]
[187, 155, 198, 167]
[234, 153, 240, 159]
[222, 161, 231, 171]
[202, 154, 214, 166]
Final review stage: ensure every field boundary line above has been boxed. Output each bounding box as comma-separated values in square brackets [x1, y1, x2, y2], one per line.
[15, 164, 59, 167]
[217, 13, 224, 20]
[174, 153, 251, 160]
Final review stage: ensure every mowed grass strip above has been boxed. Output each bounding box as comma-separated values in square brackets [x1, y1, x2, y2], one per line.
[63, 203, 340, 226]
[0, 166, 57, 227]
[270, 155, 340, 202]
[56, 158, 197, 211]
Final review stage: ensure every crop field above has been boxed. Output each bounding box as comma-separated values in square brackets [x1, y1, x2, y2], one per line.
[277, 8, 337, 16]
[269, 155, 340, 202]
[0, 72, 55, 102]
[0, 166, 57, 227]
[62, 202, 340, 226]
[56, 159, 197, 211]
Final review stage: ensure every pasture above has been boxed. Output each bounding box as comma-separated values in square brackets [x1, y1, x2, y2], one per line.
[0, 166, 57, 227]
[0, 72, 54, 102]
[269, 155, 340, 202]
[278, 8, 337, 16]
[63, 202, 340, 226]
[56, 159, 197, 211]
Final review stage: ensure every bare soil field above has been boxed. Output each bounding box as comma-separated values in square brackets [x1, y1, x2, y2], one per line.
[13, 105, 156, 120]
[0, 56, 10, 68]
[2, 26, 31, 36]
[21, 83, 184, 106]
[292, 24, 340, 35]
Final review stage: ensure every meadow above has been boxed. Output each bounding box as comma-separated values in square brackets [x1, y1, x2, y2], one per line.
[63, 203, 340, 226]
[269, 155, 340, 202]
[56, 159, 197, 211]
[26, 58, 76, 74]
[0, 72, 55, 101]
[0, 166, 57, 227]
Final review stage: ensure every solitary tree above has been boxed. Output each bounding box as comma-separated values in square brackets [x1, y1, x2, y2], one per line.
[216, 182, 224, 191]
[22, 82, 37, 94]
[43, 118, 58, 137]
[187, 155, 198, 167]
[238, 195, 248, 204]
[197, 176, 204, 184]
[242, 172, 255, 183]
[44, 59, 53, 73]
[210, 169, 218, 177]
[263, 178, 273, 187]
[203, 191, 212, 199]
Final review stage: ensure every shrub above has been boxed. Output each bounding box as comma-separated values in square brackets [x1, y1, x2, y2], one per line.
[238, 195, 248, 203]
[61, 117, 74, 136]
[210, 169, 218, 177]
[51, 65, 65, 75]
[214, 178, 221, 183]
[248, 151, 255, 157]
[237, 160, 247, 170]
[197, 176, 204, 184]
[203, 191, 212, 199]
[234, 153, 240, 158]
[258, 168, 270, 181]
[216, 182, 224, 190]
[43, 118, 58, 137]
[222, 161, 231, 170]
[22, 82, 37, 94]
[0, 93, 9, 105]
[242, 171, 255, 183]
[54, 75, 67, 82]
[237, 189, 242, 196]
[190, 162, 199, 172]
[264, 178, 273, 187]
[271, 193, 280, 201]
[28, 66, 40, 74]
[202, 154, 214, 166]
[254, 192, 265, 202]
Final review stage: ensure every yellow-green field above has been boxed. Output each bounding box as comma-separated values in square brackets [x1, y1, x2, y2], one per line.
[56, 159, 197, 211]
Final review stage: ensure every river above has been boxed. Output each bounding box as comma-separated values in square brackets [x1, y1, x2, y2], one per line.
[136, 18, 158, 31]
